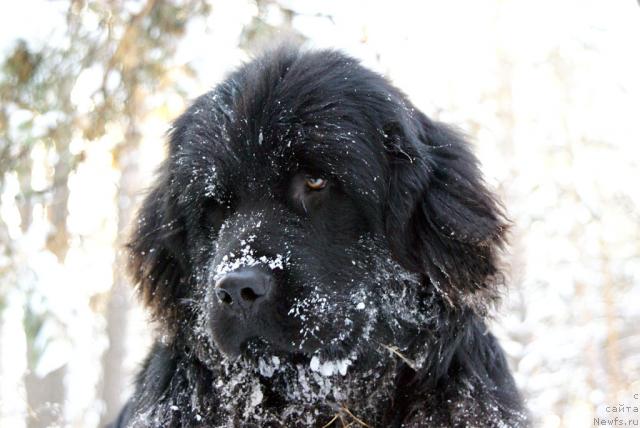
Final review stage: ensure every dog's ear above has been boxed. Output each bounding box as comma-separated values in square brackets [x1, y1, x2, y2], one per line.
[384, 109, 509, 309]
[127, 165, 188, 323]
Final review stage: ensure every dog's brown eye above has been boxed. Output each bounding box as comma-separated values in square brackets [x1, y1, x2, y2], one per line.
[304, 177, 327, 191]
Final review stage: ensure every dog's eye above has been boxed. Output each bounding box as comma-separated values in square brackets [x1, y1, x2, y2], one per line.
[304, 176, 327, 191]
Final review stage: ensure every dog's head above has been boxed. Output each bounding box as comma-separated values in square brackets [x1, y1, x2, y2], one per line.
[127, 47, 507, 368]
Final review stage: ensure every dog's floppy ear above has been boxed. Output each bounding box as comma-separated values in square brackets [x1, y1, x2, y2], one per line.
[127, 164, 188, 323]
[385, 108, 509, 309]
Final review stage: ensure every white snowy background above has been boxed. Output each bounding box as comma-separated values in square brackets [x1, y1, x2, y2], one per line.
[0, 1, 639, 427]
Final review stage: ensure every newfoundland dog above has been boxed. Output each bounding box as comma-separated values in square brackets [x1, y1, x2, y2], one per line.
[113, 46, 527, 427]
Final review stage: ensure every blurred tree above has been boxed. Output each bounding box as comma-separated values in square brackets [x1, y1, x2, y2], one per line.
[95, 0, 208, 423]
[1, 28, 79, 427]
[0, 0, 209, 425]
[240, 0, 304, 51]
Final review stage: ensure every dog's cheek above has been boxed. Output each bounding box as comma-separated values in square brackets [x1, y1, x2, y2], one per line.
[356, 249, 431, 347]
[283, 283, 350, 351]
[284, 244, 371, 347]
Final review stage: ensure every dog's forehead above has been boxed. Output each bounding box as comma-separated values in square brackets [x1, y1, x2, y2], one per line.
[169, 49, 405, 204]
[177, 116, 383, 193]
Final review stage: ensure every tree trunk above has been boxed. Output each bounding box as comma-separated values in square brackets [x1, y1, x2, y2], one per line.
[45, 147, 72, 262]
[99, 81, 143, 427]
[25, 365, 66, 428]
[19, 142, 71, 427]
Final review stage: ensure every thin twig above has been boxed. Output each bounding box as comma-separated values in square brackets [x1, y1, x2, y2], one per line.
[322, 406, 370, 428]
[321, 412, 340, 428]
[340, 406, 370, 427]
[380, 343, 417, 371]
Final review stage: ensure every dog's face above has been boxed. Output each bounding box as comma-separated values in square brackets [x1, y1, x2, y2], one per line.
[128, 48, 507, 375]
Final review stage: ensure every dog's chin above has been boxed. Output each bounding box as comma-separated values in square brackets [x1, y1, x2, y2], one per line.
[210, 326, 289, 360]
[211, 329, 360, 369]
[209, 323, 248, 358]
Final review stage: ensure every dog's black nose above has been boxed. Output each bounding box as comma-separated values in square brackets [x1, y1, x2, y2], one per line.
[214, 268, 272, 311]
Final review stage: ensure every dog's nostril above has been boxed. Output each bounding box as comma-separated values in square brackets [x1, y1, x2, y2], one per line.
[240, 287, 260, 302]
[216, 288, 233, 305]
[214, 268, 272, 311]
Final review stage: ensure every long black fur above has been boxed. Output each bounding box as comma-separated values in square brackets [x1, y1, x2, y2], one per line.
[113, 46, 527, 427]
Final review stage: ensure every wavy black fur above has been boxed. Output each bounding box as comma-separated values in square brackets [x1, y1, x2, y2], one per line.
[112, 46, 528, 427]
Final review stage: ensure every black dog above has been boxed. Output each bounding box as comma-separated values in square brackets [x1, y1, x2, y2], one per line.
[113, 46, 527, 427]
